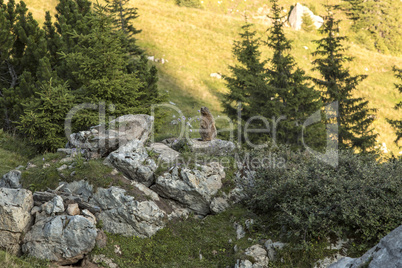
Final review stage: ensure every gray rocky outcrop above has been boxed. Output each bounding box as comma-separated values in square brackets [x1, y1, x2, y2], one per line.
[67, 114, 153, 159]
[164, 138, 236, 156]
[329, 224, 402, 268]
[151, 162, 225, 215]
[105, 139, 157, 187]
[146, 142, 180, 163]
[22, 215, 97, 265]
[0, 188, 33, 254]
[264, 240, 286, 261]
[288, 3, 323, 31]
[0, 170, 22, 189]
[90, 186, 166, 237]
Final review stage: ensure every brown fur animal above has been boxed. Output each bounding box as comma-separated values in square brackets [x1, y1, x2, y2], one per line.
[200, 107, 217, 141]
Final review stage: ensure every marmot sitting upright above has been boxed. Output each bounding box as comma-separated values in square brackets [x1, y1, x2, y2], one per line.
[200, 107, 217, 141]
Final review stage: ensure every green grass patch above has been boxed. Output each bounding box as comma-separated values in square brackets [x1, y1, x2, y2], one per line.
[0, 250, 48, 268]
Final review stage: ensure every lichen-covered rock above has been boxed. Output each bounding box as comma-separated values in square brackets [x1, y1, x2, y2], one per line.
[22, 215, 97, 265]
[0, 170, 22, 189]
[329, 224, 402, 268]
[90, 187, 166, 238]
[0, 188, 33, 254]
[67, 114, 153, 159]
[167, 138, 236, 156]
[105, 139, 157, 187]
[151, 162, 225, 215]
[146, 142, 180, 163]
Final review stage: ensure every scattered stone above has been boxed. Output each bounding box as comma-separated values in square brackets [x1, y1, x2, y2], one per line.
[151, 162, 225, 215]
[0, 188, 33, 254]
[234, 222, 245, 240]
[30, 206, 41, 215]
[43, 163, 50, 169]
[0, 170, 22, 189]
[245, 244, 269, 267]
[42, 195, 64, 215]
[26, 163, 37, 169]
[57, 164, 68, 172]
[92, 254, 118, 268]
[60, 157, 74, 164]
[265, 239, 287, 261]
[22, 215, 97, 265]
[66, 203, 80, 216]
[210, 73, 222, 79]
[95, 230, 107, 249]
[329, 224, 402, 268]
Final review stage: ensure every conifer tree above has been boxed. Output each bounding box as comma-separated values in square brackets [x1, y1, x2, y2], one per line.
[387, 67, 402, 146]
[223, 23, 267, 124]
[259, 0, 324, 148]
[61, 3, 145, 130]
[312, 8, 378, 152]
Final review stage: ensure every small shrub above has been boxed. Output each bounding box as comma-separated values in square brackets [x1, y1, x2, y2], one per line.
[302, 12, 315, 32]
[246, 149, 402, 253]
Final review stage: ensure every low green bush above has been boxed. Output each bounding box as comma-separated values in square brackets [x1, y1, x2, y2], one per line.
[246, 148, 402, 252]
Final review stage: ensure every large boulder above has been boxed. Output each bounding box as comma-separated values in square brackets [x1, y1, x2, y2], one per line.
[22, 215, 97, 265]
[68, 114, 153, 159]
[105, 139, 157, 187]
[90, 186, 166, 238]
[288, 3, 323, 31]
[151, 162, 225, 215]
[329, 225, 402, 268]
[59, 180, 94, 202]
[0, 170, 22, 189]
[146, 142, 180, 164]
[0, 188, 33, 254]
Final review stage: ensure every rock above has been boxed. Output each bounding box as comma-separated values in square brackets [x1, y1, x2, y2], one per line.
[0, 170, 22, 189]
[95, 230, 107, 249]
[151, 162, 225, 215]
[210, 73, 222, 79]
[26, 163, 37, 169]
[288, 3, 323, 31]
[42, 195, 64, 215]
[234, 222, 245, 240]
[106, 139, 157, 187]
[90, 187, 166, 237]
[82, 209, 97, 225]
[22, 215, 97, 265]
[60, 180, 94, 202]
[60, 157, 74, 164]
[0, 188, 33, 254]
[210, 196, 229, 214]
[235, 259, 253, 268]
[66, 203, 80, 216]
[245, 244, 269, 267]
[264, 239, 286, 261]
[57, 164, 68, 172]
[146, 142, 180, 164]
[329, 224, 402, 268]
[92, 254, 117, 268]
[171, 138, 236, 156]
[68, 114, 154, 159]
[30, 206, 41, 215]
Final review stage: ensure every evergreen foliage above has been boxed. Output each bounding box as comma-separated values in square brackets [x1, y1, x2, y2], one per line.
[222, 23, 267, 140]
[340, 0, 402, 55]
[312, 9, 378, 152]
[301, 12, 315, 32]
[176, 0, 202, 9]
[261, 0, 324, 148]
[0, 0, 163, 152]
[387, 66, 402, 146]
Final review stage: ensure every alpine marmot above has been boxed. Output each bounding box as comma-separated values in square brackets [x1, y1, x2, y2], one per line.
[200, 107, 217, 141]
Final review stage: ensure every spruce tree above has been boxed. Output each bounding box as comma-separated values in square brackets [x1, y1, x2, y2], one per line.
[312, 8, 378, 152]
[387, 67, 402, 146]
[61, 3, 145, 130]
[223, 23, 267, 125]
[259, 0, 324, 148]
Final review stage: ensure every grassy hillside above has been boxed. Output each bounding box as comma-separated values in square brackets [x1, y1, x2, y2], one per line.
[23, 0, 402, 154]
